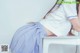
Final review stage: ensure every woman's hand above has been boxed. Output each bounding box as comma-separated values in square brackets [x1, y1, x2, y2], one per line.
[69, 18, 80, 32]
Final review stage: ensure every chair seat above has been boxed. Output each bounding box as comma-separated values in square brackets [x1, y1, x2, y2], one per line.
[43, 36, 80, 53]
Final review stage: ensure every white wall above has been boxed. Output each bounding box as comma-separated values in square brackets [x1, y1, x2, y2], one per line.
[0, 0, 56, 53]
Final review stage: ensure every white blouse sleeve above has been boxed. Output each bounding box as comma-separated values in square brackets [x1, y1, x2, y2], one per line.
[62, 0, 77, 20]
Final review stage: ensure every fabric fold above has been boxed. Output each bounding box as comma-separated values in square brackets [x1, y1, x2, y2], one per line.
[9, 22, 47, 53]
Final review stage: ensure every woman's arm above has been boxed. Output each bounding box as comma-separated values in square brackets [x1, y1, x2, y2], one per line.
[69, 18, 80, 32]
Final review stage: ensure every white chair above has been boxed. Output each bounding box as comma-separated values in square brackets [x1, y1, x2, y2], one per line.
[43, 36, 80, 53]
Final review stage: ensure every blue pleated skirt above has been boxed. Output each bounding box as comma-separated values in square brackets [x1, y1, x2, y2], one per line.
[9, 22, 47, 53]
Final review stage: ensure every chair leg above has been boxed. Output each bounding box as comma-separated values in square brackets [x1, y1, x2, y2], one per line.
[43, 41, 50, 53]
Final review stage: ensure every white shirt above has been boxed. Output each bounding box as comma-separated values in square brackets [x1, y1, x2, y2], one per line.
[40, 0, 77, 36]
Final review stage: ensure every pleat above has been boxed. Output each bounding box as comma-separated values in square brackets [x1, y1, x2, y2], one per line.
[10, 22, 47, 53]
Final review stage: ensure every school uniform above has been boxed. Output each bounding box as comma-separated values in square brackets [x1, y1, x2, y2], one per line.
[10, 22, 47, 53]
[40, 0, 77, 36]
[10, 0, 77, 53]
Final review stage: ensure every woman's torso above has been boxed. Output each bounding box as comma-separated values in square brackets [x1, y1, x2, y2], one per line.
[39, 4, 73, 36]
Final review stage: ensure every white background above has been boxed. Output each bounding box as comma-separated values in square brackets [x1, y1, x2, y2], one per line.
[0, 0, 56, 53]
[0, 0, 79, 53]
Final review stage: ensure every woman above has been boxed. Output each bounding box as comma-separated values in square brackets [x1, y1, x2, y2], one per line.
[10, 0, 80, 53]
